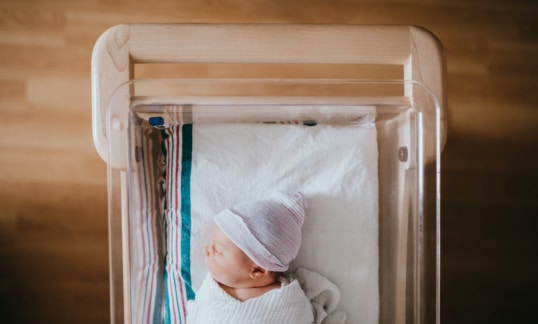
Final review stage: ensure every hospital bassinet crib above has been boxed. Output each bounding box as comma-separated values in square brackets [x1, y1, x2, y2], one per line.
[92, 24, 446, 324]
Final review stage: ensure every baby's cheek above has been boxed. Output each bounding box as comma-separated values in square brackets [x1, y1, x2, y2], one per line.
[206, 257, 225, 282]
[206, 253, 219, 271]
[205, 257, 214, 274]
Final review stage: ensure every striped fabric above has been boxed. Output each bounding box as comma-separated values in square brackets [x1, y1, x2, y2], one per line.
[130, 123, 165, 324]
[130, 108, 195, 324]
[161, 123, 195, 324]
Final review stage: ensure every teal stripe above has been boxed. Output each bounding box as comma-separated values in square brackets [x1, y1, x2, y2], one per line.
[180, 124, 195, 300]
[163, 270, 171, 324]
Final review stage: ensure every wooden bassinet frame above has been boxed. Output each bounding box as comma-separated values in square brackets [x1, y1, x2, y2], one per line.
[91, 24, 446, 324]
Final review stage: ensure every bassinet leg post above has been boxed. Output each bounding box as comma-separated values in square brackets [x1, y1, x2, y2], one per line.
[120, 171, 132, 323]
[108, 169, 132, 324]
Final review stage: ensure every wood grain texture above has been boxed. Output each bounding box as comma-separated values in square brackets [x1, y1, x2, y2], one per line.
[1, 0, 537, 323]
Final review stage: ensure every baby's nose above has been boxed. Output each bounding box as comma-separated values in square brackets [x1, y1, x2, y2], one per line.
[204, 244, 214, 257]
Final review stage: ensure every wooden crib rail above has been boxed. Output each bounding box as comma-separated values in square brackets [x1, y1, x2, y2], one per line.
[92, 24, 446, 168]
[128, 24, 411, 64]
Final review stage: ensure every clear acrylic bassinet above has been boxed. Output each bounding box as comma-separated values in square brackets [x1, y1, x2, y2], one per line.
[92, 24, 446, 324]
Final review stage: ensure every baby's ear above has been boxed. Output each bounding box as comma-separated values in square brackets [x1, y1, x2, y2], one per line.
[250, 265, 270, 279]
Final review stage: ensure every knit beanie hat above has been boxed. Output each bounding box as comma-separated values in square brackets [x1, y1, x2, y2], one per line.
[214, 192, 306, 272]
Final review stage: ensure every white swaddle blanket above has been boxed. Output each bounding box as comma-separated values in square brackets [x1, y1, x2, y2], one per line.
[160, 117, 379, 323]
[187, 273, 314, 324]
[294, 267, 347, 324]
[187, 267, 344, 324]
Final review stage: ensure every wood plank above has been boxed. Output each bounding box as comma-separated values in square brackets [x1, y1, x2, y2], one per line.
[134, 63, 404, 80]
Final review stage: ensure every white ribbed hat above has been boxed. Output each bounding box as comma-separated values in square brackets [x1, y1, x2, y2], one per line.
[214, 192, 306, 272]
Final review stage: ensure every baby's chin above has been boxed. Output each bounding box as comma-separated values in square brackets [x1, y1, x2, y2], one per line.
[207, 270, 238, 288]
[205, 265, 223, 284]
[209, 272, 230, 287]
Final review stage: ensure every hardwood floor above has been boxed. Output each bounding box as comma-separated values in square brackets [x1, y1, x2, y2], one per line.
[1, 0, 537, 323]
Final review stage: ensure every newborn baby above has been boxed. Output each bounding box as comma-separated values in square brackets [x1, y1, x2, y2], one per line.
[187, 192, 314, 324]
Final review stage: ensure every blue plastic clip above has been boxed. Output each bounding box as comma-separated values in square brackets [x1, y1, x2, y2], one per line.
[149, 116, 165, 128]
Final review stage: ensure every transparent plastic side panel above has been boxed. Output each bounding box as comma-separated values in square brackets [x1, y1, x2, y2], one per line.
[376, 82, 441, 324]
[106, 80, 441, 324]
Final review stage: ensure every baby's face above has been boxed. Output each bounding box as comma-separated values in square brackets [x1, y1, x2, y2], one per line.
[205, 224, 254, 288]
